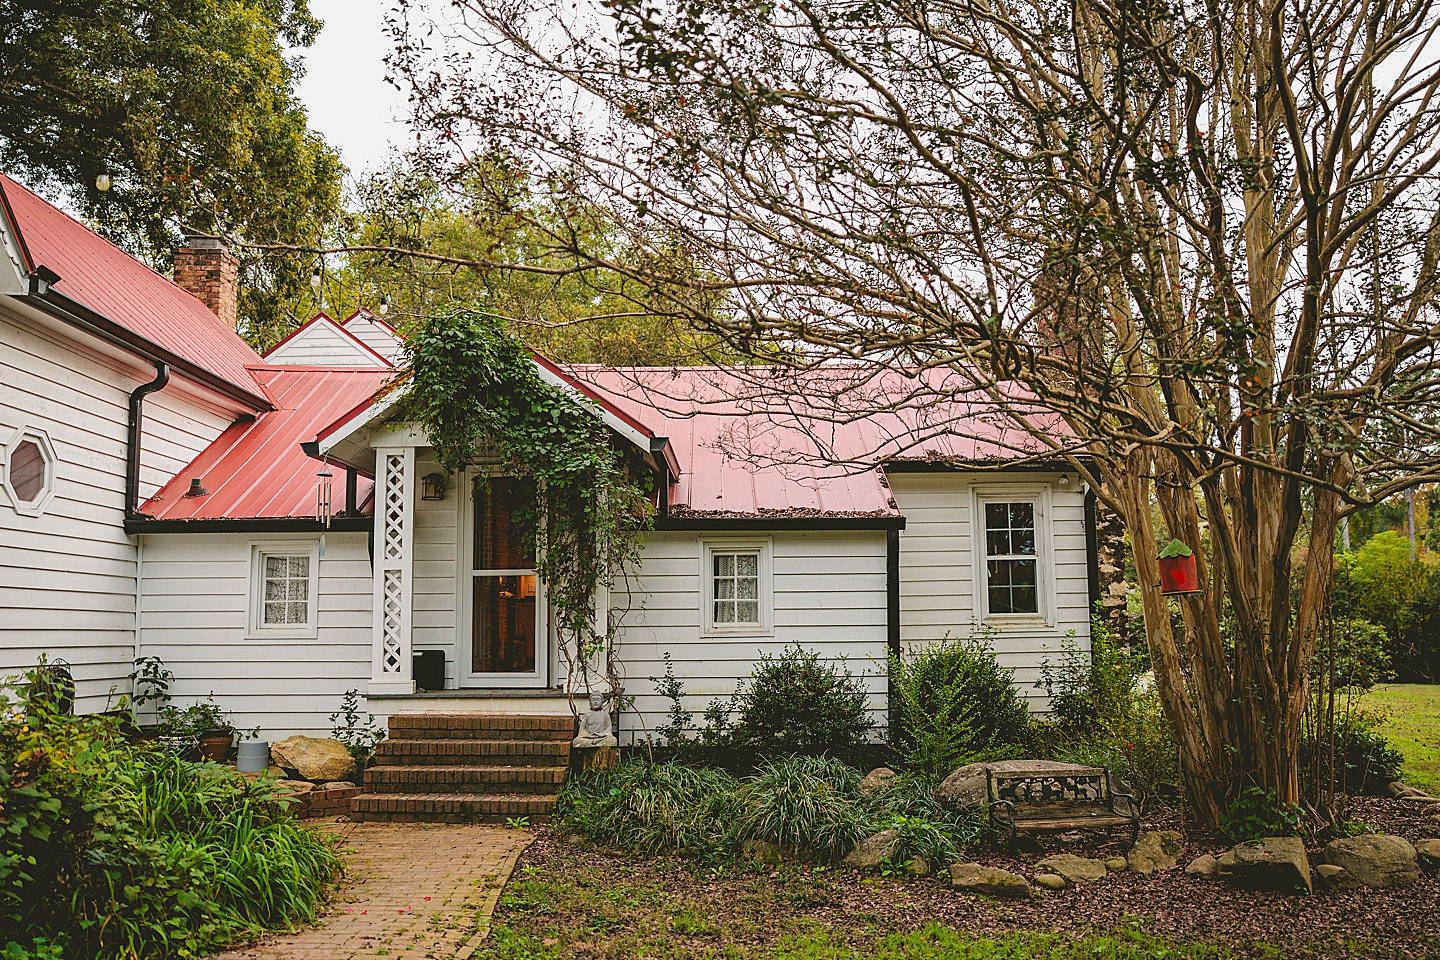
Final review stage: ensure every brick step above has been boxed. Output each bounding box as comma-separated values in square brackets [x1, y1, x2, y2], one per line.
[374, 738, 571, 765]
[363, 764, 567, 793]
[386, 713, 575, 741]
[350, 792, 559, 823]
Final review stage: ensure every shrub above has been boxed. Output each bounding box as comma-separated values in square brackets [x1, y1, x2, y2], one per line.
[730, 757, 867, 861]
[1218, 786, 1302, 844]
[555, 761, 739, 856]
[1301, 710, 1404, 795]
[652, 646, 874, 769]
[329, 689, 387, 767]
[1309, 618, 1393, 691]
[1, 680, 340, 959]
[889, 632, 1034, 779]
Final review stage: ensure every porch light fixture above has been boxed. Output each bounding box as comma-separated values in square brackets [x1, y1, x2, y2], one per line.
[421, 472, 446, 501]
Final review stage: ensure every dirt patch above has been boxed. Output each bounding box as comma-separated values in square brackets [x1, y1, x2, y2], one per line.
[484, 798, 1440, 959]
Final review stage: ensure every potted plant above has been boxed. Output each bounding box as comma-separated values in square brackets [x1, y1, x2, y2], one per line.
[188, 699, 236, 762]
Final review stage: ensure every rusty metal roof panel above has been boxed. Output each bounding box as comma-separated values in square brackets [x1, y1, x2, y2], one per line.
[0, 175, 266, 401]
[142, 366, 395, 520]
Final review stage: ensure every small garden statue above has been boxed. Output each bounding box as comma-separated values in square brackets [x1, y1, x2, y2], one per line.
[574, 692, 618, 748]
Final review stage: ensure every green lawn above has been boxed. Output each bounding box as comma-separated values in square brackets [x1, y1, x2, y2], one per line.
[1358, 683, 1440, 794]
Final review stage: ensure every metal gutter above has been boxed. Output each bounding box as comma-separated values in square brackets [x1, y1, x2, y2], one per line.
[886, 527, 901, 733]
[123, 516, 373, 535]
[125, 360, 170, 518]
[882, 458, 1091, 474]
[653, 515, 905, 531]
[16, 276, 273, 412]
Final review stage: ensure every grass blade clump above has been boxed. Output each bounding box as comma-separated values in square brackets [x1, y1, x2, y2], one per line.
[857, 771, 986, 867]
[731, 757, 866, 862]
[557, 761, 739, 856]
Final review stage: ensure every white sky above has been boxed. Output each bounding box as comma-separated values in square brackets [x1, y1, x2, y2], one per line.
[295, 0, 415, 179]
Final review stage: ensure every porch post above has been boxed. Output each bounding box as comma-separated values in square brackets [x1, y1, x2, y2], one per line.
[370, 446, 415, 695]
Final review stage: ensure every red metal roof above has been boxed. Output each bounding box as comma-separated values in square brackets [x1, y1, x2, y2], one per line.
[142, 366, 395, 520]
[0, 174, 266, 401]
[571, 366, 1067, 518]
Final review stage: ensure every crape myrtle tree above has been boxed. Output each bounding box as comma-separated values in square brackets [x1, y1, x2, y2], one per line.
[381, 0, 1440, 826]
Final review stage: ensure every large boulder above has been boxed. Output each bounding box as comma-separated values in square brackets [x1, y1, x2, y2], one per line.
[1314, 863, 1361, 892]
[1417, 838, 1440, 868]
[950, 862, 1033, 899]
[1216, 837, 1312, 894]
[1127, 830, 1184, 874]
[1037, 854, 1107, 883]
[1184, 854, 1218, 877]
[935, 760, 1102, 810]
[1320, 835, 1419, 889]
[844, 829, 900, 870]
[859, 767, 898, 796]
[270, 736, 358, 784]
[1033, 873, 1067, 890]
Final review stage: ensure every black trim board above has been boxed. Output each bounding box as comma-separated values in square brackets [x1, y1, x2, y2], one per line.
[653, 515, 905, 531]
[1084, 488, 1101, 610]
[886, 527, 901, 731]
[125, 516, 372, 534]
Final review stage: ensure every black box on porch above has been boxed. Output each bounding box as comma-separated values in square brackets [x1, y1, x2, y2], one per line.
[413, 650, 445, 691]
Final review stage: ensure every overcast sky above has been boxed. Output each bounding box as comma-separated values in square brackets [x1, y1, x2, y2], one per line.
[295, 0, 414, 179]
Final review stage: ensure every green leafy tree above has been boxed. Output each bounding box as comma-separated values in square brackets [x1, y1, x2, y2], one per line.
[315, 165, 732, 364]
[0, 0, 343, 344]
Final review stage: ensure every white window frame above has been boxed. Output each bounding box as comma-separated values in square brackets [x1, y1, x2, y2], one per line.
[2, 425, 57, 517]
[456, 470, 549, 688]
[972, 486, 1054, 626]
[247, 541, 320, 639]
[701, 539, 773, 637]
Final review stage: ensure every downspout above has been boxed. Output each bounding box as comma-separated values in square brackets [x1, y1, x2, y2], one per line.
[1083, 487, 1101, 614]
[886, 527, 901, 735]
[125, 361, 170, 518]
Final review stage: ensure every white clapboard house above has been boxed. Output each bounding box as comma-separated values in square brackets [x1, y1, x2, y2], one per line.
[0, 174, 1103, 757]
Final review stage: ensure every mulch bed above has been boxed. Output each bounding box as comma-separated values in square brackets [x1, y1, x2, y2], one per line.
[506, 798, 1440, 959]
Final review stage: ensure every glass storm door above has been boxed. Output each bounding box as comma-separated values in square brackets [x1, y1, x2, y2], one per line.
[461, 477, 547, 687]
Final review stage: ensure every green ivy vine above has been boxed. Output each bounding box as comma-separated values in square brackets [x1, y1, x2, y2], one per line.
[400, 306, 654, 691]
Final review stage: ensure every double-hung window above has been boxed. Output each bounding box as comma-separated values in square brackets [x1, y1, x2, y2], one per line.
[983, 500, 1040, 616]
[703, 541, 771, 634]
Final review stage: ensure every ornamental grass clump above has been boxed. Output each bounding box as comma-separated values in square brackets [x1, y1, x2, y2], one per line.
[857, 771, 987, 867]
[556, 761, 740, 856]
[730, 757, 867, 862]
[1, 678, 341, 960]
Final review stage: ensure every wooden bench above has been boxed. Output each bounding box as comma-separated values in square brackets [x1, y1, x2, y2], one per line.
[987, 764, 1139, 848]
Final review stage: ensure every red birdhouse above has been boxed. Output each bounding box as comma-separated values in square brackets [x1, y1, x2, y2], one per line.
[1158, 539, 1202, 595]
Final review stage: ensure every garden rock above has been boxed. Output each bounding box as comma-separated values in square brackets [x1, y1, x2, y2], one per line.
[935, 760, 1098, 810]
[1314, 863, 1361, 891]
[1036, 854, 1107, 882]
[904, 855, 932, 877]
[1417, 838, 1440, 868]
[859, 767, 898, 796]
[1216, 837, 1312, 894]
[1033, 873, 1067, 890]
[1127, 830, 1184, 874]
[275, 779, 314, 795]
[1103, 856, 1128, 872]
[1320, 835, 1419, 889]
[1185, 854, 1218, 877]
[949, 862, 1032, 899]
[844, 829, 900, 870]
[270, 736, 357, 783]
[320, 780, 356, 791]
[742, 840, 784, 866]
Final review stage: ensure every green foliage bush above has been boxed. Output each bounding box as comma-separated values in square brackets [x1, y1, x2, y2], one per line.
[888, 632, 1034, 779]
[1301, 711, 1404, 795]
[557, 758, 985, 868]
[1333, 531, 1440, 681]
[1309, 618, 1393, 691]
[1, 686, 341, 959]
[1218, 787, 1302, 844]
[1035, 620, 1180, 803]
[653, 647, 874, 769]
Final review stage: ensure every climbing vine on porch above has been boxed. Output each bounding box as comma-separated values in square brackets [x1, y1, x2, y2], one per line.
[400, 306, 654, 696]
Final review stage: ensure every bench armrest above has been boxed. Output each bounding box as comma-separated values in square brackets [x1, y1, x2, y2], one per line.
[1110, 789, 1140, 820]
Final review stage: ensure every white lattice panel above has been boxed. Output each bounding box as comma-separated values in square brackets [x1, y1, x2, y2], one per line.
[383, 453, 405, 560]
[371, 446, 415, 690]
[381, 569, 404, 674]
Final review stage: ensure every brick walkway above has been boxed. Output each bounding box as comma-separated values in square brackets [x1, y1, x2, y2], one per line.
[217, 822, 532, 960]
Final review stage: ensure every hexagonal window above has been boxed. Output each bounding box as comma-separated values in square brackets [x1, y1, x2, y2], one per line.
[4, 428, 55, 516]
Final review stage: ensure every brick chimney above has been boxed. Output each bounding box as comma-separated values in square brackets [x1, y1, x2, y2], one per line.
[173, 235, 238, 329]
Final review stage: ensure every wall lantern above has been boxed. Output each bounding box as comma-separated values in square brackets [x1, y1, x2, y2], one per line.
[1158, 539, 1202, 595]
[421, 473, 446, 501]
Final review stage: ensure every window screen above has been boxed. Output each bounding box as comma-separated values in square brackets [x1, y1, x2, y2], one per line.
[984, 501, 1038, 614]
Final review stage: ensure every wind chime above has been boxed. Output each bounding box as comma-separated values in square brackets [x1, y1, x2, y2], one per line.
[316, 464, 334, 558]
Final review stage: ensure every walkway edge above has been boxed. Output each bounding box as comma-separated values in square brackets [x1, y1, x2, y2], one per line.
[454, 830, 533, 960]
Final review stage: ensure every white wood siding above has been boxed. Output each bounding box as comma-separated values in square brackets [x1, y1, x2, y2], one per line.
[343, 315, 404, 362]
[888, 471, 1091, 706]
[0, 306, 236, 708]
[136, 531, 373, 737]
[267, 320, 386, 367]
[610, 530, 889, 743]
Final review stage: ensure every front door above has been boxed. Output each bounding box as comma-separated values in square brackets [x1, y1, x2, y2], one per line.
[459, 475, 548, 687]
